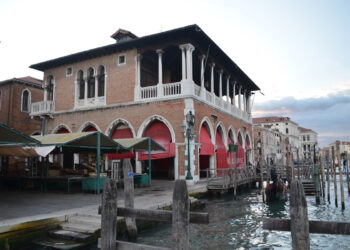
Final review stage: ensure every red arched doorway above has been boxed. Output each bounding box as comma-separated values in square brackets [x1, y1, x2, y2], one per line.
[216, 126, 228, 176]
[237, 132, 245, 167]
[199, 123, 214, 178]
[56, 127, 69, 134]
[227, 130, 235, 168]
[138, 120, 175, 179]
[108, 124, 134, 160]
[82, 125, 97, 132]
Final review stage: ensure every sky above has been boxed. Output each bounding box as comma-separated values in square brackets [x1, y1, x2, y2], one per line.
[0, 0, 349, 147]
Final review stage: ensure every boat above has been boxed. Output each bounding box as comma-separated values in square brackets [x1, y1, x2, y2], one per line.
[265, 180, 288, 202]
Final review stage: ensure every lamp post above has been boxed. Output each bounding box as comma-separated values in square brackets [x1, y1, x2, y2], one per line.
[183, 111, 195, 180]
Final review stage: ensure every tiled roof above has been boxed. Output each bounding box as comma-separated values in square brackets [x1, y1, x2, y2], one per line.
[0, 76, 43, 88]
[253, 116, 290, 124]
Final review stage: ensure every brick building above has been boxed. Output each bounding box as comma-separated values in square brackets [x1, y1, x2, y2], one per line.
[30, 25, 260, 182]
[0, 76, 43, 136]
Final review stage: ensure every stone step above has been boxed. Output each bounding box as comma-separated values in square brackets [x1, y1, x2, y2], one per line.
[61, 222, 100, 234]
[49, 229, 92, 242]
[68, 215, 101, 226]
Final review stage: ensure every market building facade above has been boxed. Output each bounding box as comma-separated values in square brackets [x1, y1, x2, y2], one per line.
[30, 25, 260, 182]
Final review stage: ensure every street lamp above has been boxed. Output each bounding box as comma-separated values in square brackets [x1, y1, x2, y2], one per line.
[182, 111, 195, 180]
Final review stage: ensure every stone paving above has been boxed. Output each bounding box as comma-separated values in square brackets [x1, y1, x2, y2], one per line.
[0, 180, 207, 231]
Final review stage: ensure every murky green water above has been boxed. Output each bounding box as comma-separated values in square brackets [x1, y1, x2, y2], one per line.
[135, 180, 350, 249]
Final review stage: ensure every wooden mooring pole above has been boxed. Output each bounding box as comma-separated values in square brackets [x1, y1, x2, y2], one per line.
[290, 180, 310, 249]
[336, 141, 345, 210]
[101, 179, 118, 250]
[122, 159, 138, 240]
[326, 155, 331, 204]
[297, 148, 301, 180]
[319, 156, 325, 199]
[331, 146, 338, 207]
[234, 151, 238, 200]
[346, 152, 350, 196]
[173, 180, 189, 249]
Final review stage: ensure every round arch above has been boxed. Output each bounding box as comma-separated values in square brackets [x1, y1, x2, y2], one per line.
[52, 123, 72, 134]
[105, 118, 136, 138]
[78, 121, 101, 132]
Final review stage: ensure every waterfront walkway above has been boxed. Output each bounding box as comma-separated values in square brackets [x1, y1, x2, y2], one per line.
[0, 180, 207, 232]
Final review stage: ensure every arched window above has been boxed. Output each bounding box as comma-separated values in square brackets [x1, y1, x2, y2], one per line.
[98, 66, 105, 97]
[47, 75, 54, 101]
[87, 68, 95, 98]
[78, 70, 84, 99]
[21, 89, 31, 112]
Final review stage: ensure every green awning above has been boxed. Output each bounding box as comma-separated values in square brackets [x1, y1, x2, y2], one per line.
[0, 123, 40, 145]
[33, 132, 122, 151]
[114, 138, 165, 151]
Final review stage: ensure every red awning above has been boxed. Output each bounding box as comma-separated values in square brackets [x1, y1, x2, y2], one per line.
[138, 121, 175, 161]
[200, 126, 214, 155]
[237, 142, 245, 167]
[216, 132, 228, 169]
[108, 126, 134, 160]
[245, 141, 252, 151]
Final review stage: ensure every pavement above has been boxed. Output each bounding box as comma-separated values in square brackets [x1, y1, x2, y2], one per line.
[0, 179, 208, 232]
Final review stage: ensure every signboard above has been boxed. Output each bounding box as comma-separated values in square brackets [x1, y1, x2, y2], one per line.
[128, 172, 134, 178]
[228, 143, 238, 153]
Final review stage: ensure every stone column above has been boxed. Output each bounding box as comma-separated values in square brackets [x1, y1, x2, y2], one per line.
[226, 75, 230, 103]
[210, 63, 215, 97]
[232, 81, 236, 106]
[179, 45, 187, 81]
[94, 73, 98, 103]
[186, 44, 195, 81]
[238, 85, 242, 110]
[84, 76, 88, 105]
[219, 70, 223, 99]
[243, 90, 247, 111]
[200, 55, 206, 99]
[134, 54, 142, 101]
[156, 49, 164, 97]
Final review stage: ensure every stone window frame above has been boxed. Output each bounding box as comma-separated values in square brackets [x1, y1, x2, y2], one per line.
[21, 88, 31, 113]
[117, 54, 126, 66]
[66, 66, 73, 77]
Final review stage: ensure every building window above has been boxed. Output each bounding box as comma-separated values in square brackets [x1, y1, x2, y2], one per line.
[87, 68, 95, 98]
[286, 128, 289, 134]
[304, 145, 306, 151]
[307, 135, 310, 141]
[276, 123, 278, 126]
[285, 123, 288, 125]
[98, 66, 105, 97]
[308, 145, 310, 151]
[47, 75, 54, 101]
[66, 67, 72, 77]
[303, 136, 305, 141]
[21, 89, 31, 112]
[78, 70, 85, 99]
[118, 55, 126, 65]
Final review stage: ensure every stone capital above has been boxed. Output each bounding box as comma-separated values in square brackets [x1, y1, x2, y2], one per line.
[199, 54, 206, 60]
[209, 62, 215, 68]
[134, 54, 142, 61]
[156, 49, 164, 55]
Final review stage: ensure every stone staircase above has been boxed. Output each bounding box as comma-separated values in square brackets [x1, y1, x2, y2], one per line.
[301, 180, 316, 196]
[34, 212, 101, 249]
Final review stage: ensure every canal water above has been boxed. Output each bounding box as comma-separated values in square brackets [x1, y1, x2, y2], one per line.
[134, 181, 350, 249]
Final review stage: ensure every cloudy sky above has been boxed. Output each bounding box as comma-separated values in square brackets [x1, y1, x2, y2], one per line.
[1, 0, 349, 146]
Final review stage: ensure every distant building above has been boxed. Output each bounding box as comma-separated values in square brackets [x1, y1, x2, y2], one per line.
[253, 124, 289, 165]
[0, 76, 43, 136]
[253, 116, 302, 160]
[328, 141, 350, 158]
[298, 126, 318, 160]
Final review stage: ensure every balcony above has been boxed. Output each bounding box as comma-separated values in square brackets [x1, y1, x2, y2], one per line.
[135, 81, 252, 124]
[30, 100, 54, 117]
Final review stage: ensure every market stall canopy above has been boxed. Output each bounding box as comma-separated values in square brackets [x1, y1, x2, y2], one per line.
[32, 132, 122, 153]
[0, 146, 55, 157]
[114, 138, 165, 151]
[0, 123, 40, 145]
